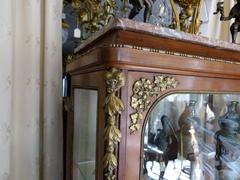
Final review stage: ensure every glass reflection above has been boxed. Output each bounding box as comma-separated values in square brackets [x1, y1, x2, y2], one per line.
[142, 94, 240, 180]
[73, 89, 98, 180]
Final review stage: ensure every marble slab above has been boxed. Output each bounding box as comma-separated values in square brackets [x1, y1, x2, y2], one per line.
[74, 18, 240, 53]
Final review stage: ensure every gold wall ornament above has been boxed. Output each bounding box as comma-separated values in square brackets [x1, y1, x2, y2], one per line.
[170, 0, 203, 34]
[103, 68, 125, 180]
[71, 0, 117, 39]
[170, 0, 180, 30]
[130, 75, 178, 134]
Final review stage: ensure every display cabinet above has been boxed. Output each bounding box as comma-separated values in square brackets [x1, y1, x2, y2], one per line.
[65, 18, 240, 180]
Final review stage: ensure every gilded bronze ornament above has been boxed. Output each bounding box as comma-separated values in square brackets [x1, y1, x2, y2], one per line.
[128, 0, 202, 34]
[128, 0, 153, 22]
[171, 0, 203, 34]
[65, 0, 203, 42]
[71, 0, 117, 39]
[214, 0, 240, 43]
[130, 75, 178, 133]
[103, 68, 125, 180]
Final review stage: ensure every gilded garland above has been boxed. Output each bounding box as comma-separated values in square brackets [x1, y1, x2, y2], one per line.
[103, 68, 125, 180]
[130, 75, 178, 133]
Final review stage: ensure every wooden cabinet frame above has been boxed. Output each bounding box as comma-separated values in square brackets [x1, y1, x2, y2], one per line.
[65, 18, 240, 180]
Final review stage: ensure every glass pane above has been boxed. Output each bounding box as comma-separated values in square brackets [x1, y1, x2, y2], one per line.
[142, 93, 240, 180]
[73, 89, 98, 180]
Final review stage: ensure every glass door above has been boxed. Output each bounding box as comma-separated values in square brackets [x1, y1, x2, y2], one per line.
[73, 89, 98, 180]
[142, 93, 240, 180]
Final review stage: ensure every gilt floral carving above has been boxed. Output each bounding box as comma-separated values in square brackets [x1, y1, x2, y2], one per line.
[103, 68, 125, 180]
[130, 75, 178, 133]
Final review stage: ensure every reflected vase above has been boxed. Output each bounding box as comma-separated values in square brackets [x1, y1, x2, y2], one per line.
[218, 101, 240, 141]
[178, 100, 202, 180]
[215, 101, 240, 174]
[178, 100, 200, 160]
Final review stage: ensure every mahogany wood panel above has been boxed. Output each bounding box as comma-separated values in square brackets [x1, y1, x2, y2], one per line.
[67, 47, 240, 79]
[66, 28, 240, 180]
[65, 71, 106, 180]
[76, 30, 118, 55]
[118, 69, 129, 180]
[124, 71, 240, 180]
[116, 30, 240, 63]
[74, 29, 240, 63]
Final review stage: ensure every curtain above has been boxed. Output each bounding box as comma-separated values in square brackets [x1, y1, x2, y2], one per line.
[0, 0, 62, 180]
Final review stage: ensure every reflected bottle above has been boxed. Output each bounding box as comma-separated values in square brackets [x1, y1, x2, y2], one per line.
[179, 100, 200, 127]
[178, 100, 202, 180]
[215, 101, 240, 173]
[178, 100, 197, 160]
[217, 101, 240, 141]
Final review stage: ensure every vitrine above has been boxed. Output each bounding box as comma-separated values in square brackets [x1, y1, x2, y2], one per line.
[65, 18, 240, 180]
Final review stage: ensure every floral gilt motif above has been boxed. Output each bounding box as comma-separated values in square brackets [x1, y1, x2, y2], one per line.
[103, 68, 125, 180]
[130, 75, 178, 133]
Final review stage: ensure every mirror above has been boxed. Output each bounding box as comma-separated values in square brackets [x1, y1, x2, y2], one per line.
[142, 93, 240, 180]
[72, 89, 98, 180]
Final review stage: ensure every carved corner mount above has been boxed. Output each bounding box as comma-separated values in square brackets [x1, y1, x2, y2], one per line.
[103, 68, 125, 180]
[129, 75, 178, 134]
